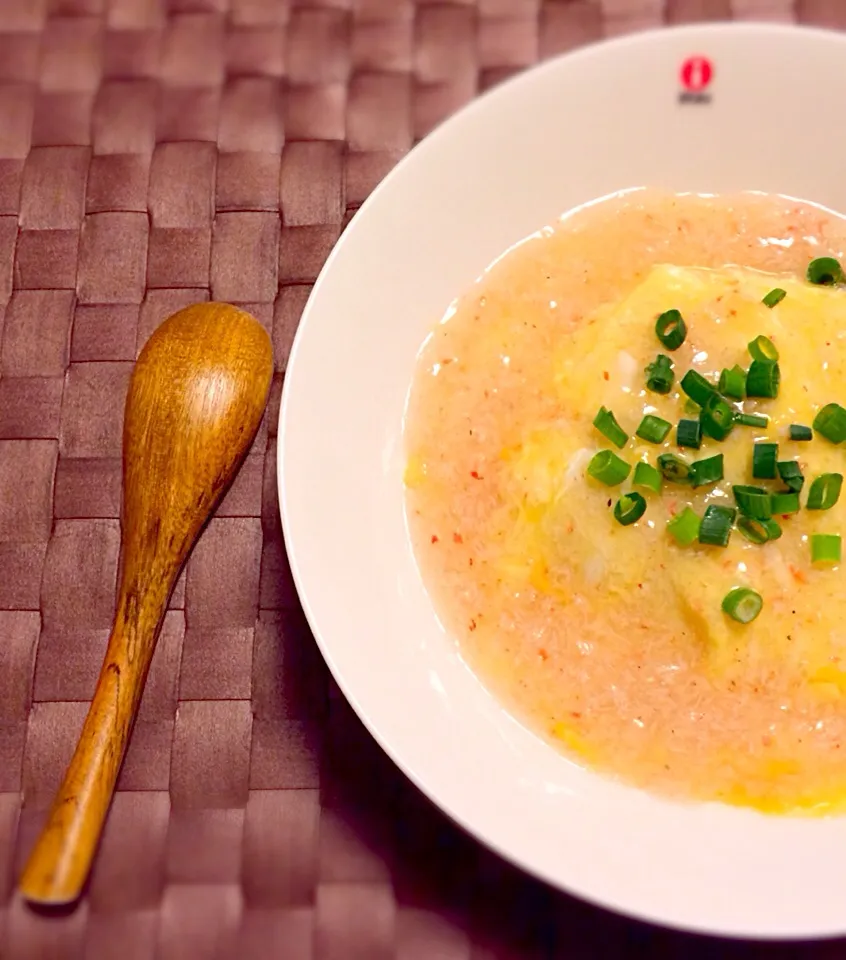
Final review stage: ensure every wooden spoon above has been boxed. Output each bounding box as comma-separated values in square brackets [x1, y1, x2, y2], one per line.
[19, 302, 274, 906]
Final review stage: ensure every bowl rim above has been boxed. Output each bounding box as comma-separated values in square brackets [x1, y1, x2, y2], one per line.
[278, 20, 846, 941]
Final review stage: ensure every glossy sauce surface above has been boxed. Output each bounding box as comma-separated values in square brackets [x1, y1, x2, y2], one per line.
[404, 190, 846, 813]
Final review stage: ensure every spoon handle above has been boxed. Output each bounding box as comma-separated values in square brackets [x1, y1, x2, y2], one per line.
[18, 302, 273, 906]
[18, 596, 166, 904]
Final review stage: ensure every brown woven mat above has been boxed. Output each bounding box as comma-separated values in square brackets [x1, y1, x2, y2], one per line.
[1, 1, 846, 957]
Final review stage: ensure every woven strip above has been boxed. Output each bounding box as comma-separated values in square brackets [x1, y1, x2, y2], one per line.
[0, 1, 843, 958]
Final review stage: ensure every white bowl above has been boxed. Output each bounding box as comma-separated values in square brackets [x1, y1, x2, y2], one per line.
[279, 22, 846, 940]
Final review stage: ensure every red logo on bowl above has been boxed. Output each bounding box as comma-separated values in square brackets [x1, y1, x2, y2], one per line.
[681, 56, 713, 91]
[678, 55, 713, 104]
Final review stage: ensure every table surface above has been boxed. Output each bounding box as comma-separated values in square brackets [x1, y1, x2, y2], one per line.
[1, 0, 846, 957]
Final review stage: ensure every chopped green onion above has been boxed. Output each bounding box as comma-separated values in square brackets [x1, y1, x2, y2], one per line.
[683, 398, 700, 416]
[762, 518, 783, 541]
[635, 414, 672, 444]
[645, 354, 674, 395]
[806, 472, 843, 510]
[746, 360, 780, 398]
[771, 491, 800, 515]
[807, 256, 844, 285]
[752, 442, 778, 480]
[737, 517, 782, 545]
[654, 309, 687, 350]
[722, 587, 763, 624]
[657, 453, 692, 484]
[690, 453, 724, 488]
[700, 393, 735, 441]
[593, 406, 628, 449]
[748, 335, 779, 362]
[811, 533, 842, 564]
[633, 461, 662, 494]
[789, 424, 813, 441]
[680, 369, 716, 406]
[733, 485, 772, 520]
[676, 418, 702, 449]
[735, 412, 768, 428]
[762, 288, 786, 308]
[699, 505, 736, 547]
[719, 365, 746, 400]
[587, 450, 630, 486]
[737, 517, 768, 545]
[614, 491, 647, 526]
[813, 403, 846, 444]
[666, 507, 701, 546]
[777, 460, 804, 493]
[764, 518, 783, 540]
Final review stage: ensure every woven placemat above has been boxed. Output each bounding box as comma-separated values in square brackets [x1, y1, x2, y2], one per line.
[1, 1, 845, 957]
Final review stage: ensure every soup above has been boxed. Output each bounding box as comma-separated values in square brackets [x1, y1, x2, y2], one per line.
[403, 189, 846, 814]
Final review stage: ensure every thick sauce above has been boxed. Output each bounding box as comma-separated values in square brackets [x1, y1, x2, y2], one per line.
[404, 190, 846, 814]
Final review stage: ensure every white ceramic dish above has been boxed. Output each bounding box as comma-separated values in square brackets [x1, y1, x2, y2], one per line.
[279, 23, 846, 940]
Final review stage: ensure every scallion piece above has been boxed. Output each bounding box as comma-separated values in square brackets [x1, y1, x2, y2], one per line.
[587, 450, 630, 486]
[676, 418, 702, 449]
[666, 507, 700, 546]
[635, 414, 672, 444]
[763, 518, 783, 541]
[789, 424, 813, 441]
[614, 491, 647, 526]
[733, 485, 772, 520]
[752, 442, 778, 480]
[735, 412, 768, 428]
[722, 587, 763, 624]
[655, 309, 687, 350]
[700, 393, 735, 441]
[813, 403, 846, 444]
[762, 288, 786, 308]
[690, 453, 724, 488]
[807, 256, 844, 285]
[748, 335, 779, 362]
[746, 360, 780, 398]
[738, 517, 768, 545]
[764, 518, 783, 540]
[680, 369, 716, 406]
[806, 472, 843, 510]
[811, 533, 842, 564]
[699, 504, 736, 547]
[633, 461, 662, 494]
[719, 365, 746, 400]
[645, 354, 674, 395]
[777, 460, 804, 493]
[593, 406, 628, 449]
[771, 491, 800, 515]
[657, 453, 692, 484]
[737, 517, 782, 545]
